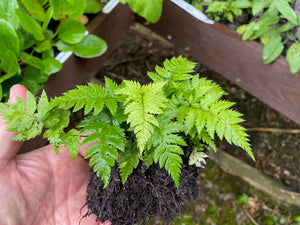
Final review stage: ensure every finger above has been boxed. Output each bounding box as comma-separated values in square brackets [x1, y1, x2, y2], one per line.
[0, 84, 27, 168]
[78, 143, 93, 159]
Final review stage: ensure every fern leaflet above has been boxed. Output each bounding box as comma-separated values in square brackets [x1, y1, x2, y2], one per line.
[118, 140, 140, 183]
[79, 113, 126, 187]
[148, 110, 186, 187]
[117, 81, 168, 153]
[178, 76, 253, 160]
[0, 91, 44, 141]
[51, 77, 118, 115]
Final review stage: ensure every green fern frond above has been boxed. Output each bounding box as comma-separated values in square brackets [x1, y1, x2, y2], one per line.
[117, 81, 168, 153]
[51, 78, 118, 115]
[88, 147, 116, 188]
[148, 56, 197, 96]
[79, 113, 126, 187]
[148, 110, 186, 187]
[154, 144, 183, 188]
[198, 130, 216, 151]
[118, 141, 140, 184]
[43, 107, 71, 153]
[148, 55, 196, 82]
[60, 129, 81, 159]
[0, 91, 45, 141]
[178, 76, 253, 160]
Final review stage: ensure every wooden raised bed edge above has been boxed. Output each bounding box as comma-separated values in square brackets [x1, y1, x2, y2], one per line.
[210, 149, 300, 212]
[19, 4, 134, 153]
[141, 0, 300, 126]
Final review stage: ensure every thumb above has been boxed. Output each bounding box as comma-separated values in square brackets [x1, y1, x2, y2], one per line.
[0, 84, 27, 169]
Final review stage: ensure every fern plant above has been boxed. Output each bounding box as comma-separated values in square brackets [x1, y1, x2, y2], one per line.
[0, 56, 254, 188]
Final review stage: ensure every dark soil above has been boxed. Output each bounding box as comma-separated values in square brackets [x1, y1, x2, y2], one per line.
[85, 163, 199, 225]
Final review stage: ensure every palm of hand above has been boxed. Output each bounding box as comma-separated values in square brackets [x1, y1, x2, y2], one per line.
[1, 147, 99, 225]
[0, 85, 106, 225]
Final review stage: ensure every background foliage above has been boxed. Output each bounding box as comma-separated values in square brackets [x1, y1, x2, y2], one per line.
[0, 0, 108, 101]
[187, 0, 300, 74]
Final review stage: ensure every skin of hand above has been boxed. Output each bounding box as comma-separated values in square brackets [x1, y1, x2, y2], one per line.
[0, 85, 110, 225]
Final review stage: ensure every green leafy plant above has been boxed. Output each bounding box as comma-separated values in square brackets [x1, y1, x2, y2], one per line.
[188, 0, 300, 74]
[0, 56, 254, 188]
[0, 0, 165, 102]
[236, 0, 300, 73]
[187, 0, 251, 22]
[0, 0, 107, 101]
[119, 0, 163, 23]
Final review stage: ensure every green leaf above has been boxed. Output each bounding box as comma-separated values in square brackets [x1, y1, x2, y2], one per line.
[17, 29, 36, 50]
[85, 0, 102, 13]
[80, 116, 125, 187]
[37, 90, 50, 119]
[150, 110, 186, 148]
[155, 144, 183, 188]
[20, 79, 41, 94]
[60, 129, 81, 159]
[72, 34, 107, 58]
[34, 40, 52, 53]
[119, 0, 163, 23]
[51, 82, 118, 116]
[15, 8, 44, 41]
[42, 6, 54, 30]
[278, 23, 296, 32]
[251, 12, 279, 39]
[277, 1, 298, 24]
[293, 215, 300, 223]
[118, 142, 139, 183]
[89, 150, 113, 188]
[206, 1, 227, 13]
[262, 35, 284, 64]
[38, 0, 47, 5]
[20, 52, 43, 70]
[0, 0, 19, 29]
[0, 19, 20, 57]
[23, 66, 48, 83]
[57, 35, 107, 58]
[252, 0, 264, 15]
[0, 91, 43, 141]
[0, 51, 19, 83]
[42, 58, 62, 75]
[55, 40, 74, 52]
[231, 0, 251, 9]
[21, 0, 46, 21]
[286, 42, 300, 74]
[236, 24, 247, 35]
[50, 0, 85, 20]
[58, 19, 86, 44]
[240, 21, 256, 40]
[117, 81, 168, 152]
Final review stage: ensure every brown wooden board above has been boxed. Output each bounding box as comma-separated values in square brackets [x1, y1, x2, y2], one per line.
[19, 4, 133, 153]
[141, 0, 300, 126]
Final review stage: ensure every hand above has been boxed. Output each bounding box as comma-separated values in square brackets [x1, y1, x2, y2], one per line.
[0, 85, 110, 225]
